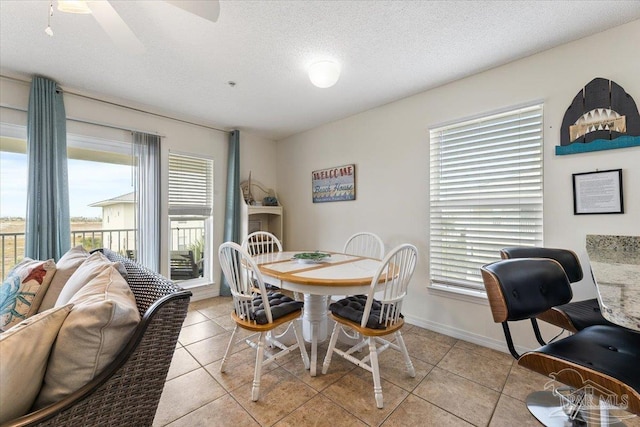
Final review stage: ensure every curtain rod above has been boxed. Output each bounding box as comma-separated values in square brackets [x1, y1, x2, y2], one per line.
[0, 74, 230, 135]
[0, 103, 166, 137]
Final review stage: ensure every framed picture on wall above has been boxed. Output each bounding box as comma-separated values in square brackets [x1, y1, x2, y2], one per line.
[312, 164, 356, 203]
[573, 169, 624, 214]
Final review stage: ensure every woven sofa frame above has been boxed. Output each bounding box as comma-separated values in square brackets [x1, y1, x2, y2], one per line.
[3, 248, 192, 427]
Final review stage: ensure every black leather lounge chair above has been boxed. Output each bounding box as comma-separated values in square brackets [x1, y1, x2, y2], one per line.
[481, 258, 640, 425]
[500, 247, 615, 340]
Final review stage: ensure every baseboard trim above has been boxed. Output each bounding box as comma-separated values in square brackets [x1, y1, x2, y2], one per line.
[185, 283, 220, 301]
[404, 314, 533, 356]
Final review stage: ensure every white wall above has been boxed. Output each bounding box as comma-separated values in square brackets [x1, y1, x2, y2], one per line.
[276, 20, 640, 353]
[2, 20, 638, 349]
[0, 76, 278, 298]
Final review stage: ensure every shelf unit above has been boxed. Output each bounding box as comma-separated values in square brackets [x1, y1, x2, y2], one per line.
[240, 180, 283, 247]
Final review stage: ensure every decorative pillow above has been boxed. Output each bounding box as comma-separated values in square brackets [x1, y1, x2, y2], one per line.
[34, 265, 140, 409]
[54, 251, 117, 306]
[39, 245, 90, 313]
[329, 295, 397, 329]
[0, 304, 73, 424]
[250, 292, 303, 324]
[1, 258, 57, 330]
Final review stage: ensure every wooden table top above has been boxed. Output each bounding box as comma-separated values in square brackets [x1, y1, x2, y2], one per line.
[253, 251, 382, 289]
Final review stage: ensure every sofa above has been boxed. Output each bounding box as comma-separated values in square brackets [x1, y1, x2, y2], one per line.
[0, 247, 191, 427]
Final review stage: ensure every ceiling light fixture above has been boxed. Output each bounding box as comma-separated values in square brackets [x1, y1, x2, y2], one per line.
[57, 0, 92, 14]
[308, 60, 341, 88]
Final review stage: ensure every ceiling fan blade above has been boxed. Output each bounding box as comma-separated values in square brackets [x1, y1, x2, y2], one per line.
[87, 1, 145, 55]
[165, 0, 220, 23]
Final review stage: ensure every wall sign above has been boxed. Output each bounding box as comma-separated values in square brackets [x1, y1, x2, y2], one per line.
[312, 164, 356, 203]
[573, 169, 624, 215]
[557, 78, 640, 155]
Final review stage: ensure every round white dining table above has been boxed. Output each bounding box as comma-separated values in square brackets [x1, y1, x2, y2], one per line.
[253, 251, 382, 376]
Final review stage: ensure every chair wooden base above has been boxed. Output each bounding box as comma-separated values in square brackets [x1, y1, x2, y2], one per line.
[519, 352, 640, 416]
[322, 314, 415, 408]
[230, 309, 303, 332]
[221, 310, 310, 401]
[328, 313, 405, 337]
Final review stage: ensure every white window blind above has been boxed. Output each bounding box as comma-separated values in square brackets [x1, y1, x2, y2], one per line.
[429, 104, 544, 292]
[168, 153, 213, 217]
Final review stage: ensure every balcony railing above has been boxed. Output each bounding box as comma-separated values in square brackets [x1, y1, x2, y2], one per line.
[1, 227, 204, 280]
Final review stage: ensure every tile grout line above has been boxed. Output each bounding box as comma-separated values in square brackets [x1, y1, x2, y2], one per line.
[164, 301, 530, 427]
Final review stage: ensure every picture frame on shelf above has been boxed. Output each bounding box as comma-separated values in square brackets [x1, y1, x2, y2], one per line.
[248, 220, 263, 234]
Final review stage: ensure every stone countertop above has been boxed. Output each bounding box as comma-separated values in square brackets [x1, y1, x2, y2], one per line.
[586, 235, 640, 331]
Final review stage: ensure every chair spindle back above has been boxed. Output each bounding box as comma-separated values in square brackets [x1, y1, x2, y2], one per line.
[364, 243, 417, 328]
[219, 242, 273, 324]
[243, 231, 283, 256]
[343, 232, 385, 259]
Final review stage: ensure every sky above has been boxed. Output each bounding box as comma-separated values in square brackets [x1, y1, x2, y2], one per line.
[0, 151, 133, 218]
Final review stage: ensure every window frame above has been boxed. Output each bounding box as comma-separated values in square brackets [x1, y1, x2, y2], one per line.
[428, 102, 544, 297]
[0, 122, 138, 274]
[167, 151, 214, 286]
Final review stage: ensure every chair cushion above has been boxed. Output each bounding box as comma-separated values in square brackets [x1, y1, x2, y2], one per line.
[522, 325, 640, 393]
[34, 265, 141, 409]
[1, 258, 57, 330]
[251, 292, 303, 324]
[39, 245, 90, 313]
[329, 295, 392, 329]
[0, 304, 73, 423]
[250, 277, 281, 291]
[559, 298, 616, 331]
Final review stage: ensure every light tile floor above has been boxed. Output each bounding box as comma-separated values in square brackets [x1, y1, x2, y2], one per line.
[153, 297, 639, 427]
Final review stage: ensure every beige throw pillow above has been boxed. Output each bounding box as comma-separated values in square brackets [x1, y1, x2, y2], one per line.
[54, 251, 115, 306]
[1, 258, 57, 329]
[39, 245, 89, 313]
[34, 265, 140, 408]
[0, 304, 73, 424]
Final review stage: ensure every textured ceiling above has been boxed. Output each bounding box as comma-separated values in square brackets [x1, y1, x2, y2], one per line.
[1, 1, 639, 140]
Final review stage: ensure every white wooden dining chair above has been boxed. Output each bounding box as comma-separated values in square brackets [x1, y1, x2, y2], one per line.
[242, 231, 283, 256]
[322, 243, 418, 408]
[218, 242, 309, 401]
[343, 231, 385, 259]
[330, 231, 386, 314]
[242, 230, 306, 302]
